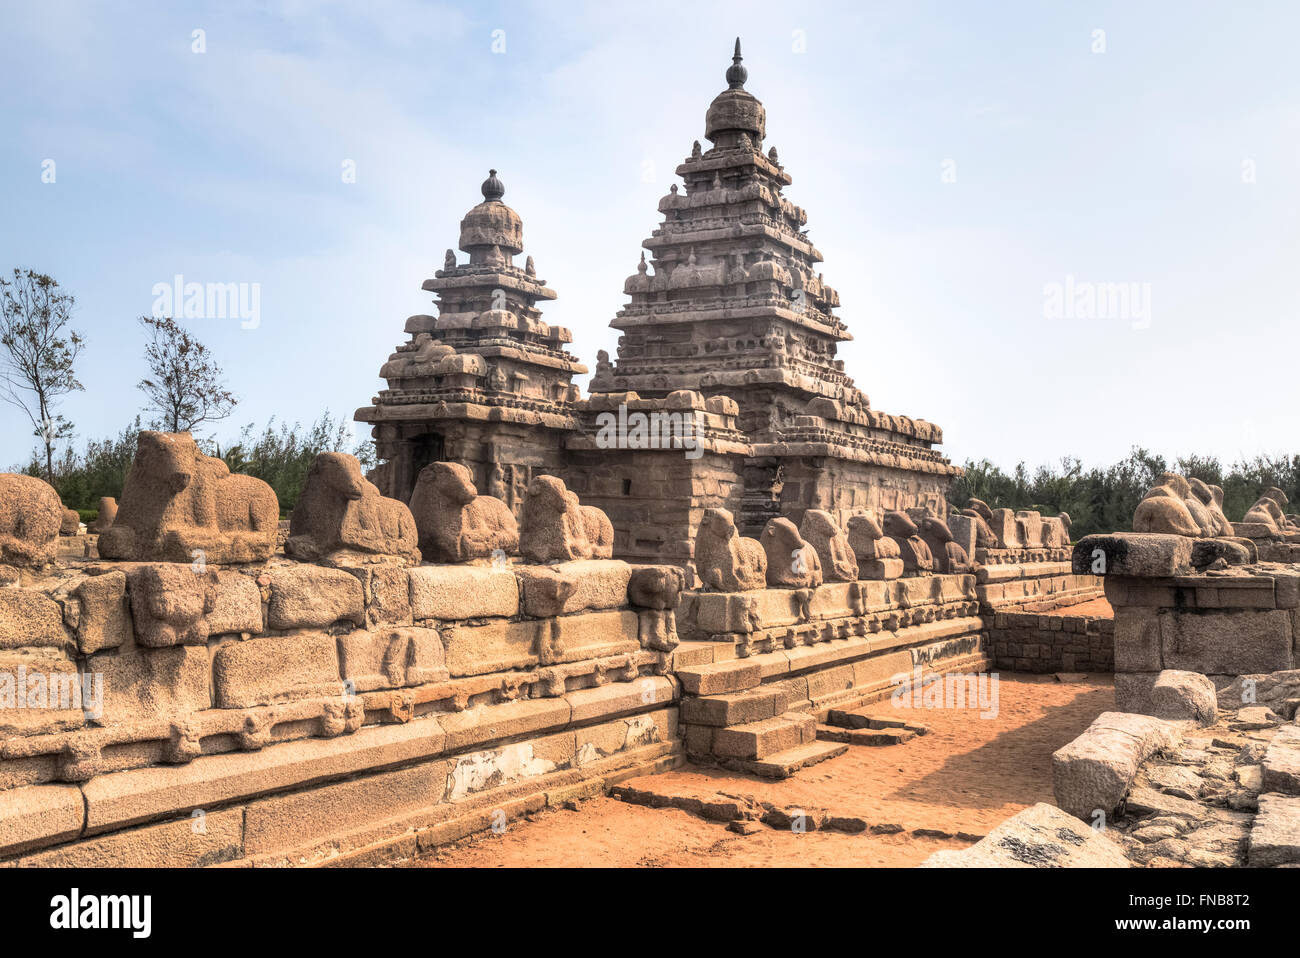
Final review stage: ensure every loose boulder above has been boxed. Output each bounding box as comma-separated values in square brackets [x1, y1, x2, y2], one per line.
[1052, 711, 1180, 821]
[1149, 669, 1217, 727]
[920, 803, 1129, 868]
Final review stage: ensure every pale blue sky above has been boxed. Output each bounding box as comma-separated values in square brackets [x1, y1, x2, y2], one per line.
[3, 0, 1297, 471]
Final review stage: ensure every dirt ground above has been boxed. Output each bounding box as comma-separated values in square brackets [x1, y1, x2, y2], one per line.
[1055, 596, 1113, 618]
[403, 673, 1114, 868]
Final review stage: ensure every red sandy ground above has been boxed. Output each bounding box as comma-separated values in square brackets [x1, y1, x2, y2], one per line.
[405, 673, 1114, 868]
[1057, 596, 1113, 618]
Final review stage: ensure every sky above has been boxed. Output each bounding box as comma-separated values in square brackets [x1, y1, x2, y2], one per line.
[2, 0, 1297, 473]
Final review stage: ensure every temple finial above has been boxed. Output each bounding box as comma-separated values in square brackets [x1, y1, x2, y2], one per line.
[726, 37, 747, 89]
[481, 168, 505, 202]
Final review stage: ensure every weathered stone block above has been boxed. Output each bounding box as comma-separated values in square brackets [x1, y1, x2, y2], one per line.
[1114, 672, 1158, 714]
[859, 557, 903, 580]
[516, 560, 631, 617]
[127, 563, 219, 647]
[66, 571, 131, 653]
[266, 565, 365, 630]
[676, 659, 762, 695]
[337, 627, 447, 692]
[1052, 711, 1180, 820]
[364, 562, 415, 626]
[90, 645, 211, 723]
[441, 610, 638, 677]
[920, 803, 1129, 867]
[680, 686, 788, 727]
[1248, 793, 1300, 866]
[1149, 669, 1217, 726]
[1262, 726, 1300, 795]
[1112, 608, 1162, 672]
[1160, 610, 1293, 675]
[0, 589, 69, 650]
[0, 649, 86, 733]
[408, 565, 519, 620]
[0, 784, 85, 857]
[1072, 534, 1192, 578]
[212, 632, 341, 708]
[712, 714, 811, 759]
[243, 760, 448, 856]
[16, 806, 242, 867]
[208, 570, 263, 636]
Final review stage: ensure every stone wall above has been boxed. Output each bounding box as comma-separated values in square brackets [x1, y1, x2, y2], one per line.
[972, 553, 1107, 673]
[986, 606, 1114, 673]
[0, 555, 682, 866]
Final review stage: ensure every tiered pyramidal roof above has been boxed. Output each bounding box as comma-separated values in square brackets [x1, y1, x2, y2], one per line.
[591, 39, 863, 437]
[364, 169, 586, 426]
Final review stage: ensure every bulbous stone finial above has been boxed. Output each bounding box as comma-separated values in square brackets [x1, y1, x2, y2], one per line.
[481, 168, 505, 202]
[726, 37, 747, 89]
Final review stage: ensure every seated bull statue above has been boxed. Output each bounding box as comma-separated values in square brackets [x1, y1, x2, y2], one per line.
[286, 452, 420, 565]
[1133, 472, 1247, 539]
[882, 510, 934, 575]
[98, 431, 279, 563]
[960, 498, 997, 549]
[0, 474, 63, 569]
[408, 461, 518, 563]
[916, 513, 972, 574]
[519, 474, 613, 563]
[1132, 473, 1205, 537]
[694, 507, 766, 592]
[1244, 486, 1298, 536]
[1188, 478, 1233, 537]
[799, 509, 858, 581]
[761, 517, 823, 588]
[846, 514, 903, 579]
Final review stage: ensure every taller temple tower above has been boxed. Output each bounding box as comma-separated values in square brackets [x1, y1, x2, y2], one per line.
[590, 40, 959, 530]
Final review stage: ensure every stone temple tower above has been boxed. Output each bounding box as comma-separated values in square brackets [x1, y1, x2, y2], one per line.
[356, 170, 586, 511]
[590, 40, 959, 531]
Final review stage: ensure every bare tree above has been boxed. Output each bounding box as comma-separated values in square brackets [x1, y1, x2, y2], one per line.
[0, 269, 86, 481]
[137, 315, 237, 434]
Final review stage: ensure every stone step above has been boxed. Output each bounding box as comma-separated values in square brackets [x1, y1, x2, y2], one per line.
[711, 712, 816, 760]
[681, 686, 790, 728]
[732, 741, 848, 780]
[826, 708, 929, 735]
[672, 641, 733, 668]
[676, 658, 762, 696]
[816, 724, 916, 747]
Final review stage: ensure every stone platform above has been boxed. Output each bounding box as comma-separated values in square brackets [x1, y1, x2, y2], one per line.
[0, 556, 683, 866]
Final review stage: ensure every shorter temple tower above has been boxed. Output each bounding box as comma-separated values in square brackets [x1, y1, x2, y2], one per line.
[355, 170, 586, 511]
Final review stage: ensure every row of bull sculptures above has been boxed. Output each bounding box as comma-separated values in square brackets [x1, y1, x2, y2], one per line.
[1133, 472, 1299, 541]
[0, 431, 615, 570]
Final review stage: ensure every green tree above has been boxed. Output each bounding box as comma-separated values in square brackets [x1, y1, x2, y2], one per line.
[0, 269, 85, 480]
[137, 315, 237, 434]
